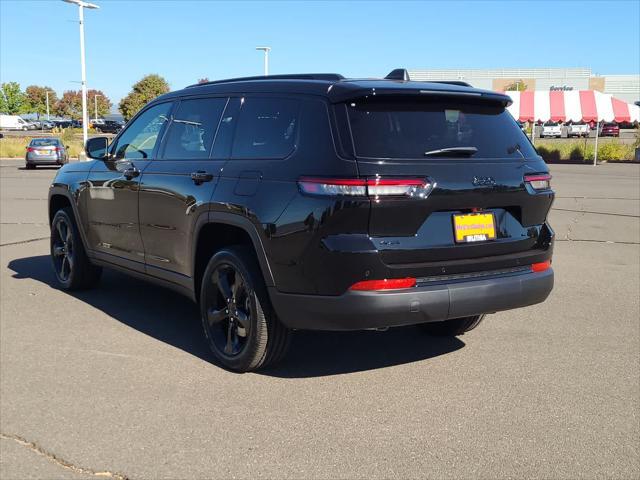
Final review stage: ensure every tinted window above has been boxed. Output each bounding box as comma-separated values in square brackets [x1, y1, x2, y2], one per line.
[211, 98, 241, 159]
[161, 97, 227, 160]
[347, 98, 537, 160]
[232, 97, 299, 159]
[113, 102, 172, 159]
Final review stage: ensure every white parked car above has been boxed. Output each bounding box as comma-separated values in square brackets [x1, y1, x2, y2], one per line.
[0, 114, 31, 131]
[567, 123, 589, 137]
[540, 121, 562, 138]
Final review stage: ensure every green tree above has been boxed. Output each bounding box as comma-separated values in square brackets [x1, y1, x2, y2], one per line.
[87, 89, 112, 118]
[54, 90, 83, 119]
[119, 74, 170, 120]
[0, 82, 28, 114]
[25, 85, 58, 119]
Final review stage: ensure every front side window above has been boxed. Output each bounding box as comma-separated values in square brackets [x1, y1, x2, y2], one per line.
[161, 97, 227, 160]
[231, 97, 300, 159]
[113, 102, 172, 160]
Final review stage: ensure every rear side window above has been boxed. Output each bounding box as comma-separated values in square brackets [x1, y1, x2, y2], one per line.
[231, 97, 299, 159]
[347, 97, 536, 160]
[161, 97, 227, 159]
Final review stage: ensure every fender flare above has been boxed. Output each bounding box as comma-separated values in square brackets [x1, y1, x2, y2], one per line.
[48, 184, 92, 253]
[193, 211, 275, 287]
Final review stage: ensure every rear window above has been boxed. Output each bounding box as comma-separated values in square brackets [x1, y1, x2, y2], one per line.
[30, 139, 58, 147]
[346, 98, 536, 160]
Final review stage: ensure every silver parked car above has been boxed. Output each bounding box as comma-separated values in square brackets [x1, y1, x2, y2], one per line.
[25, 138, 69, 169]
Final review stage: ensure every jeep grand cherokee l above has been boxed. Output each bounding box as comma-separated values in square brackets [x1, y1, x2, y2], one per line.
[48, 70, 554, 372]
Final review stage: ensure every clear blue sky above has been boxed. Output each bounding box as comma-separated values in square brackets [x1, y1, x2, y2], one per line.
[1, 0, 638, 108]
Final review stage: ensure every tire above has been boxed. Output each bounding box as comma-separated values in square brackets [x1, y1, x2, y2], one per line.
[199, 246, 291, 372]
[25, 163, 35, 170]
[421, 315, 485, 336]
[50, 207, 102, 290]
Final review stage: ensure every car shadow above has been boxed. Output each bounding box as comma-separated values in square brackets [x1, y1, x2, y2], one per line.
[7, 255, 465, 378]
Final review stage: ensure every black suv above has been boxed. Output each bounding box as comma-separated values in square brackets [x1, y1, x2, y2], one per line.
[94, 120, 124, 134]
[48, 70, 554, 372]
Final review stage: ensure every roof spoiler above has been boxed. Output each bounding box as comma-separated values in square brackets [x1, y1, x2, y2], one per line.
[328, 87, 512, 107]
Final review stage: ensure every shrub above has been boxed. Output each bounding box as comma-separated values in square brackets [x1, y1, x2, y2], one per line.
[569, 145, 584, 161]
[534, 139, 634, 162]
[597, 142, 632, 161]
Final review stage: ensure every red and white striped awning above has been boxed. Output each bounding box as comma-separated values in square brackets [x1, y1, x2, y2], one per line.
[504, 90, 640, 123]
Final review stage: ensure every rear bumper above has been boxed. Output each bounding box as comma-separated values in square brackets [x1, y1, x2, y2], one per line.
[270, 268, 553, 331]
[26, 156, 62, 165]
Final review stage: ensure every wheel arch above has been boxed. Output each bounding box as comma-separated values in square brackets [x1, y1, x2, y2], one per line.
[193, 213, 275, 301]
[48, 187, 91, 253]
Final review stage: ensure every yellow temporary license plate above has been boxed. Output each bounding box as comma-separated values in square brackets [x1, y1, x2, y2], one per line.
[453, 212, 496, 243]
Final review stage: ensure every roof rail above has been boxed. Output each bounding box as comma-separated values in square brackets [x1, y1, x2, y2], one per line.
[187, 73, 345, 88]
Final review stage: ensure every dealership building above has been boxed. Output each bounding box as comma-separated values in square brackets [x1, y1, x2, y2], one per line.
[408, 67, 639, 104]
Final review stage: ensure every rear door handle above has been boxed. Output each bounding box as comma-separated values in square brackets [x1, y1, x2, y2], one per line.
[191, 171, 214, 185]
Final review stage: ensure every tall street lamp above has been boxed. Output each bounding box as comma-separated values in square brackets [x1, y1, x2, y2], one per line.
[45, 90, 50, 121]
[256, 46, 271, 76]
[62, 0, 99, 149]
[94, 93, 101, 120]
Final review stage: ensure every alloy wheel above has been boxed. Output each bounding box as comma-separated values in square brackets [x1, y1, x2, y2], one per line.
[204, 264, 252, 357]
[51, 218, 74, 282]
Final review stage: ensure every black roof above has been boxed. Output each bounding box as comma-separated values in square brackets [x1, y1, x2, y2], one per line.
[155, 71, 512, 106]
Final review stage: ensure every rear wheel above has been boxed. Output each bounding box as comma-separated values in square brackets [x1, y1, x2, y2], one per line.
[199, 247, 291, 372]
[421, 315, 485, 336]
[25, 163, 35, 170]
[50, 207, 102, 290]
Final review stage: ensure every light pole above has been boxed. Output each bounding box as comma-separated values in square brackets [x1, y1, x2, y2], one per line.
[62, 0, 99, 149]
[45, 90, 50, 121]
[94, 94, 101, 120]
[256, 46, 271, 76]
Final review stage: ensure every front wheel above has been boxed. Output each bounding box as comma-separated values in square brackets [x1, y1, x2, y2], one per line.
[50, 207, 102, 290]
[199, 247, 291, 372]
[420, 315, 485, 336]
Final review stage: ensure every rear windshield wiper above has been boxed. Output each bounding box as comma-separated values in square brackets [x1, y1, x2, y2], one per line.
[423, 147, 478, 157]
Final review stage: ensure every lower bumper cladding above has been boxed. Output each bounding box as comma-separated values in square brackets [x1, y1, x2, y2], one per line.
[269, 268, 554, 331]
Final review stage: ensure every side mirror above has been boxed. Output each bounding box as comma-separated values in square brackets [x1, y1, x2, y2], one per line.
[85, 136, 109, 160]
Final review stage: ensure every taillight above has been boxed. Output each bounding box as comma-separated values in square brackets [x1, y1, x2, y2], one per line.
[349, 277, 417, 291]
[524, 173, 552, 191]
[298, 177, 434, 198]
[531, 260, 551, 272]
[26, 147, 35, 152]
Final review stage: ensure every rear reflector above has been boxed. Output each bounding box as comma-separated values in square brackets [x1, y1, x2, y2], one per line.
[349, 277, 417, 291]
[531, 260, 551, 272]
[298, 177, 434, 198]
[524, 173, 552, 191]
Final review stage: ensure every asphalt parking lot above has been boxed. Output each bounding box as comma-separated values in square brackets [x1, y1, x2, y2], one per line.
[1, 159, 638, 479]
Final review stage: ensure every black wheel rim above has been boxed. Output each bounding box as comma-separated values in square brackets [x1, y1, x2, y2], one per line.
[204, 264, 252, 357]
[51, 218, 73, 282]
